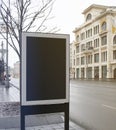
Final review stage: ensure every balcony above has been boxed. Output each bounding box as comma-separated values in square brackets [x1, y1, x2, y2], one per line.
[110, 60, 116, 65]
[99, 30, 108, 36]
[113, 44, 116, 48]
[101, 45, 107, 50]
[94, 47, 99, 52]
[73, 41, 80, 45]
[82, 47, 94, 54]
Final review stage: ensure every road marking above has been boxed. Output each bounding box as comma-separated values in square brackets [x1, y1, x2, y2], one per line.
[102, 104, 116, 110]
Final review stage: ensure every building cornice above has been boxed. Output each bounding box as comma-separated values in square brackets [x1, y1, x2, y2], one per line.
[82, 4, 108, 14]
[73, 10, 116, 33]
[99, 30, 108, 36]
[73, 41, 80, 46]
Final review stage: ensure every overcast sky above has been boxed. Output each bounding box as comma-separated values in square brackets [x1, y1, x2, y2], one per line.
[52, 0, 116, 42]
[8, 0, 116, 67]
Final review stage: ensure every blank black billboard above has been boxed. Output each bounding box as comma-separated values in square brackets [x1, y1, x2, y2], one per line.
[26, 36, 66, 101]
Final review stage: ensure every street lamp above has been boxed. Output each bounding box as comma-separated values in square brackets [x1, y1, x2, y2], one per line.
[0, 12, 10, 87]
[0, 0, 10, 87]
[0, 41, 7, 84]
[5, 8, 10, 87]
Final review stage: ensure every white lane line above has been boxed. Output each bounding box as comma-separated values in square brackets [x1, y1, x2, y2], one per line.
[102, 104, 116, 110]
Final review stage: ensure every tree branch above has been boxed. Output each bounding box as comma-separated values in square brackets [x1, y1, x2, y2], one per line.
[25, 0, 54, 31]
[0, 0, 57, 59]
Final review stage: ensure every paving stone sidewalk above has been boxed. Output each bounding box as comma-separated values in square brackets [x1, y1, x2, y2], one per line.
[0, 114, 85, 130]
[0, 82, 85, 130]
[0, 122, 85, 130]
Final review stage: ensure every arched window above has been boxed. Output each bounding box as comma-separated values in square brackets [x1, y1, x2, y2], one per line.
[113, 35, 116, 44]
[76, 35, 79, 42]
[101, 22, 107, 31]
[86, 14, 92, 21]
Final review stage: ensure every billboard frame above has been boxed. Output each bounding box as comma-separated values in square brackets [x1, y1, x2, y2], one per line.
[21, 32, 70, 106]
[21, 32, 70, 130]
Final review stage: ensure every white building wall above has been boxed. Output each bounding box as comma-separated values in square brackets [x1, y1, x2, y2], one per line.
[73, 4, 116, 79]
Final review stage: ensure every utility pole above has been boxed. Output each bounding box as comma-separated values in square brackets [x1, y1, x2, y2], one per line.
[5, 8, 9, 87]
[5, 0, 11, 87]
[1, 41, 4, 60]
[1, 41, 5, 85]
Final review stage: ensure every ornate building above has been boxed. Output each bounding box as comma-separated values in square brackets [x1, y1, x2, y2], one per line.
[72, 4, 116, 79]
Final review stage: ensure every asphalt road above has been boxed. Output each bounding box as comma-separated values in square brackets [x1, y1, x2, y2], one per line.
[70, 79, 116, 130]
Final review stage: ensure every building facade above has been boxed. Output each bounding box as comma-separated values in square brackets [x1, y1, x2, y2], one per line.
[13, 61, 20, 78]
[72, 4, 116, 79]
[70, 43, 75, 79]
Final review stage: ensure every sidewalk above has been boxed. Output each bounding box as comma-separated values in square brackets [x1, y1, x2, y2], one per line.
[0, 79, 85, 130]
[0, 113, 85, 130]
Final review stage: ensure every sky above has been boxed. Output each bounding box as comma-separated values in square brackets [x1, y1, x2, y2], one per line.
[52, 0, 116, 41]
[2, 0, 116, 67]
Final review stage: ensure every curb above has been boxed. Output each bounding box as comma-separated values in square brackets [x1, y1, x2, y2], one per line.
[0, 114, 63, 129]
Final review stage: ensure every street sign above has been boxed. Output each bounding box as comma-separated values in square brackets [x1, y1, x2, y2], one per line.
[21, 32, 70, 106]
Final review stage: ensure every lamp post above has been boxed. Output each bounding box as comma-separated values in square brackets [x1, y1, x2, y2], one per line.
[0, 41, 7, 85]
[5, 8, 9, 87]
[0, 0, 10, 87]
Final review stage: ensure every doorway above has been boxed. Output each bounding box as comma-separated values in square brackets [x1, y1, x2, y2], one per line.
[114, 68, 116, 79]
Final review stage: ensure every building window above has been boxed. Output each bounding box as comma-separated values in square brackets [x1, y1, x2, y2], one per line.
[86, 31, 87, 38]
[81, 44, 85, 51]
[86, 13, 92, 21]
[76, 45, 79, 53]
[73, 59, 75, 66]
[86, 41, 92, 49]
[102, 66, 107, 78]
[94, 67, 99, 78]
[87, 55, 92, 64]
[94, 53, 99, 63]
[76, 35, 79, 42]
[113, 50, 116, 59]
[113, 35, 116, 44]
[94, 38, 99, 48]
[81, 68, 85, 78]
[101, 35, 107, 46]
[76, 68, 79, 78]
[89, 29, 92, 37]
[81, 56, 85, 65]
[94, 25, 99, 35]
[80, 32, 85, 40]
[101, 51, 107, 62]
[86, 29, 92, 38]
[76, 58, 79, 65]
[101, 22, 107, 31]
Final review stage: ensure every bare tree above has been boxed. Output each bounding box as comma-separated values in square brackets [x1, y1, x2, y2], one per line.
[0, 0, 58, 59]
